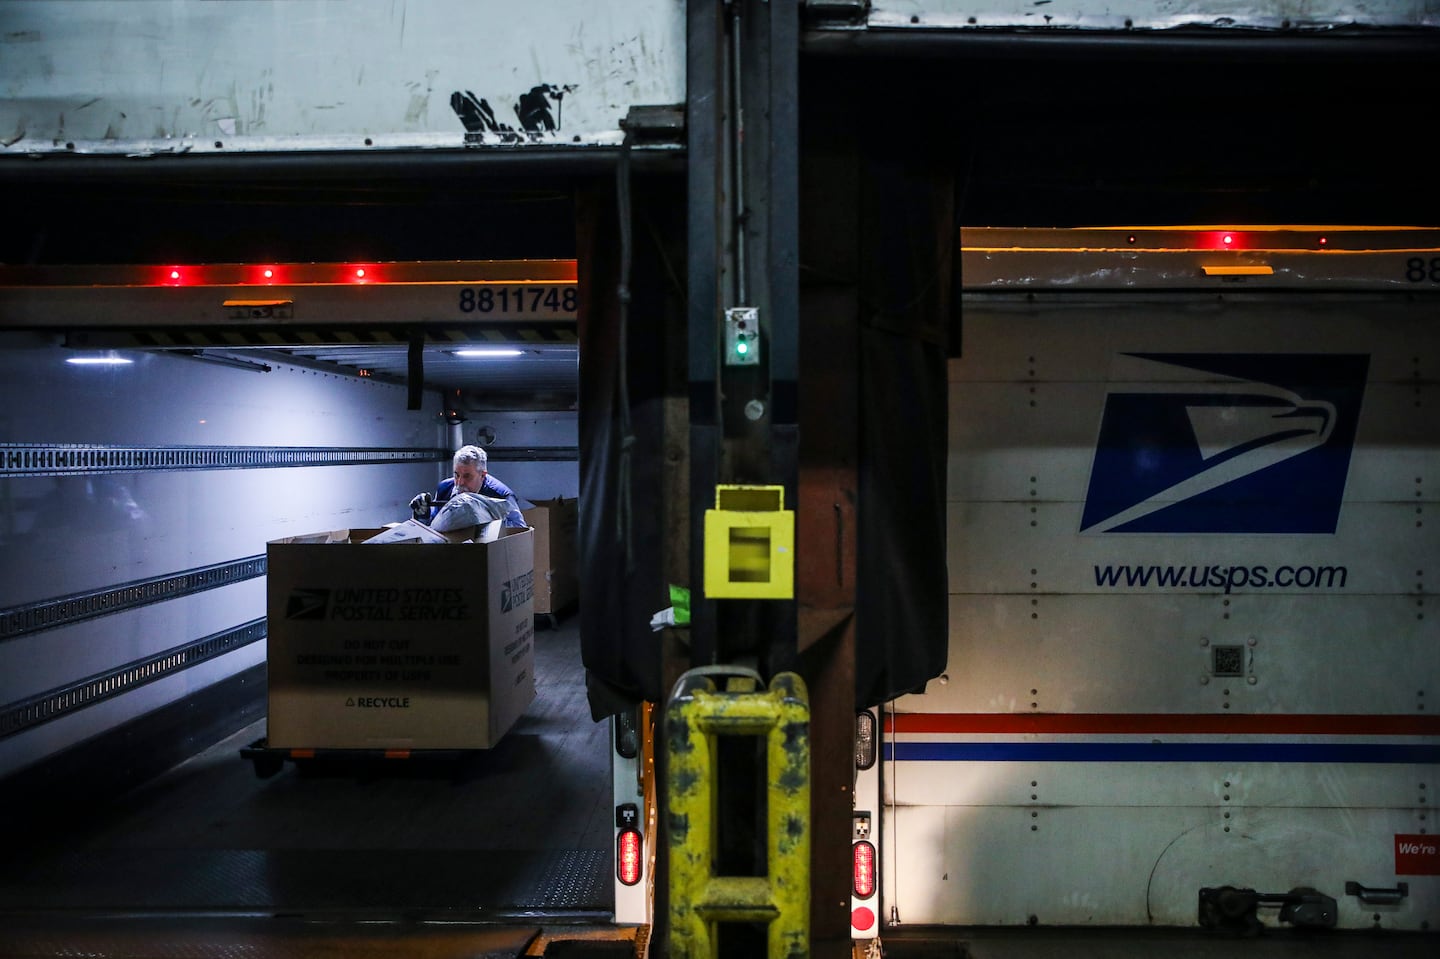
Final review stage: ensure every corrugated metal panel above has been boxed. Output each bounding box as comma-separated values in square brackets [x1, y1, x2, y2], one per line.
[0, 0, 685, 156]
[886, 230, 1440, 930]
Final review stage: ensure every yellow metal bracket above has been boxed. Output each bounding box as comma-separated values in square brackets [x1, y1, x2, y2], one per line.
[703, 485, 794, 599]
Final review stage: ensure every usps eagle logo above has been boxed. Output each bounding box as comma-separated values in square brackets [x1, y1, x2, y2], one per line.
[1080, 353, 1369, 534]
[284, 589, 331, 620]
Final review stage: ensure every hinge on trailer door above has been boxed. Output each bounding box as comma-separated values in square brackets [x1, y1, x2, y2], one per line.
[803, 1, 870, 26]
[1198, 885, 1337, 934]
[619, 105, 685, 145]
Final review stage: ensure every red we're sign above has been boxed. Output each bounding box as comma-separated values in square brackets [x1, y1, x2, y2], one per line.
[1395, 834, 1440, 876]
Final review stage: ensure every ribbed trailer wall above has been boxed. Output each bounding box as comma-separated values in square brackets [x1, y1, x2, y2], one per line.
[0, 334, 448, 777]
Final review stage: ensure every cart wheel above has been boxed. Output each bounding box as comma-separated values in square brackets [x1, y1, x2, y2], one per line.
[252, 755, 284, 779]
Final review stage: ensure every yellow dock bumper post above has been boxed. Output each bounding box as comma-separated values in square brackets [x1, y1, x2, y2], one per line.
[666, 671, 811, 959]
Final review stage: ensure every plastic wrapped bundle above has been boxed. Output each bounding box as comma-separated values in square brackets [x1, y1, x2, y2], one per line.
[430, 491, 511, 532]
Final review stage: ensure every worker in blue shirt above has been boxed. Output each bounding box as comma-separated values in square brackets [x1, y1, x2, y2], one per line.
[410, 444, 526, 527]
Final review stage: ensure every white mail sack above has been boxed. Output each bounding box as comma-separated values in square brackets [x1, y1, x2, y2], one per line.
[430, 491, 511, 532]
[361, 520, 450, 544]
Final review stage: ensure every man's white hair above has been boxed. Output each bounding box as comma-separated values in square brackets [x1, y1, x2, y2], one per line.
[453, 444, 488, 470]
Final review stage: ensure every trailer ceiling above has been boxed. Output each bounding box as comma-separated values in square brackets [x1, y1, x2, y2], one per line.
[1, 263, 585, 411]
[0, 173, 599, 410]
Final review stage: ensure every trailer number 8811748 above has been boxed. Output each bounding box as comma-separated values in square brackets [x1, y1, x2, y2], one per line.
[1405, 257, 1440, 283]
[458, 285, 577, 315]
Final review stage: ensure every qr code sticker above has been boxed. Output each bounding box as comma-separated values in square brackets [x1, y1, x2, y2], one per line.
[1212, 645, 1245, 677]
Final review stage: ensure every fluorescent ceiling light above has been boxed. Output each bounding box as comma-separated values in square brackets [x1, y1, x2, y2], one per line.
[175, 350, 272, 373]
[452, 348, 524, 357]
[66, 355, 133, 366]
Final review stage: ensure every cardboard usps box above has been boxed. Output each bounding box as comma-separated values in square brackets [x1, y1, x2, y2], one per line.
[521, 497, 579, 616]
[265, 525, 535, 750]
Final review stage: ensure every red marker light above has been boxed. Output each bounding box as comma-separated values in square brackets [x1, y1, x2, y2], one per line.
[617, 829, 643, 885]
[853, 840, 876, 898]
[1318, 236, 1328, 247]
[162, 267, 189, 286]
[354, 268, 366, 278]
[1205, 231, 1245, 251]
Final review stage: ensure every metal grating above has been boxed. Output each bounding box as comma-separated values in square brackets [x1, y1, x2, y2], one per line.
[2, 847, 612, 916]
[517, 849, 612, 910]
[1, 555, 266, 643]
[0, 919, 544, 959]
[0, 443, 447, 477]
[0, 618, 266, 739]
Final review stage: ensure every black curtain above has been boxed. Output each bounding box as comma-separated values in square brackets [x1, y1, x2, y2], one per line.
[854, 151, 953, 708]
[576, 172, 684, 719]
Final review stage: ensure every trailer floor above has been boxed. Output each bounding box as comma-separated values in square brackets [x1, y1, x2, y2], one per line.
[0, 616, 637, 957]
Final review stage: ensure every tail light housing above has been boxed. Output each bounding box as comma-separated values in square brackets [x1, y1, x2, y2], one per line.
[615, 706, 640, 759]
[853, 840, 876, 898]
[855, 709, 877, 770]
[617, 828, 644, 886]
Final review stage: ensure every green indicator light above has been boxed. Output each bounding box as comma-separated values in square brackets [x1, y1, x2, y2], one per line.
[724, 307, 760, 367]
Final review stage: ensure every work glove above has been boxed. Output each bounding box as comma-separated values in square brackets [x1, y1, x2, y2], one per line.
[408, 491, 432, 522]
